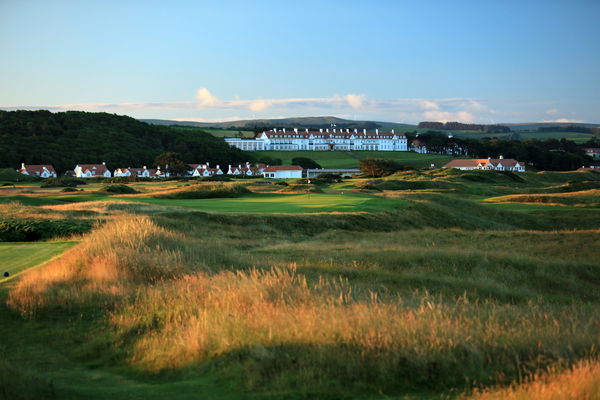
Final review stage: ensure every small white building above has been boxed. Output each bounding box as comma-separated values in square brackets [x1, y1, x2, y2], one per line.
[74, 163, 112, 178]
[262, 165, 303, 179]
[584, 148, 600, 159]
[411, 139, 428, 154]
[18, 163, 57, 178]
[188, 163, 223, 177]
[114, 166, 154, 178]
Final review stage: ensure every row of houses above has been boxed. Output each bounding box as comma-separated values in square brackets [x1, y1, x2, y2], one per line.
[17, 162, 305, 179]
[225, 128, 429, 153]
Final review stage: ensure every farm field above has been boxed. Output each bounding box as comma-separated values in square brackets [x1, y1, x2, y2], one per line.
[253, 150, 455, 168]
[451, 130, 597, 143]
[1, 168, 599, 399]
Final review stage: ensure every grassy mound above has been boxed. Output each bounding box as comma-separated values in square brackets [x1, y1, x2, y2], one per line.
[40, 177, 86, 188]
[153, 182, 251, 199]
[0, 168, 38, 182]
[102, 184, 139, 194]
[486, 190, 600, 207]
[277, 184, 323, 193]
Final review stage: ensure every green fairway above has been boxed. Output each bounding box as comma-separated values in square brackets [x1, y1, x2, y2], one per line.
[139, 192, 407, 213]
[0, 241, 77, 280]
[253, 150, 454, 168]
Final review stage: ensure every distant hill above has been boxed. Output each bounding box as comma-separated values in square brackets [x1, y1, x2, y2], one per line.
[141, 116, 418, 131]
[141, 117, 599, 135]
[503, 122, 599, 131]
[0, 110, 249, 173]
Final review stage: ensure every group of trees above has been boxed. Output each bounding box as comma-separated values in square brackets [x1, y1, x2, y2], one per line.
[0, 110, 250, 173]
[410, 131, 595, 171]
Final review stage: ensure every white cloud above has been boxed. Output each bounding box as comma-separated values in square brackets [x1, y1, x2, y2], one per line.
[196, 88, 220, 106]
[423, 111, 476, 123]
[0, 89, 502, 124]
[545, 108, 559, 115]
[541, 118, 583, 123]
[345, 94, 366, 109]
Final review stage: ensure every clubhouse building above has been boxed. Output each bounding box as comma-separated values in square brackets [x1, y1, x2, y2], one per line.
[225, 128, 408, 152]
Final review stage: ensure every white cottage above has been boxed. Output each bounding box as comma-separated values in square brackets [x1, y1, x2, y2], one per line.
[74, 163, 112, 178]
[263, 165, 303, 179]
[18, 163, 57, 178]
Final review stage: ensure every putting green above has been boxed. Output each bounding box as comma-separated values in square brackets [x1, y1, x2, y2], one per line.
[0, 241, 77, 280]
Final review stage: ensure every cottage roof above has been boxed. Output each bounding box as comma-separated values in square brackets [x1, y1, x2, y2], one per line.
[19, 164, 56, 175]
[76, 164, 109, 174]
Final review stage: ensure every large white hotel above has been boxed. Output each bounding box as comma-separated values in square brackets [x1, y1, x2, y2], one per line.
[224, 128, 408, 151]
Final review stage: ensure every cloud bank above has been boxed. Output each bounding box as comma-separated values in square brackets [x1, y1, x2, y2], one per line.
[0, 88, 505, 123]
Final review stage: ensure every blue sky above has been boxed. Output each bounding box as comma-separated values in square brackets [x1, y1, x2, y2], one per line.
[1, 0, 599, 124]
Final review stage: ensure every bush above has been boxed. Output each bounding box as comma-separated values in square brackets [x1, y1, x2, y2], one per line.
[102, 184, 139, 194]
[0, 168, 39, 182]
[103, 176, 152, 184]
[291, 157, 322, 169]
[60, 187, 78, 192]
[0, 218, 93, 242]
[298, 174, 343, 185]
[197, 175, 231, 182]
[40, 177, 86, 188]
[154, 183, 251, 199]
[359, 158, 411, 177]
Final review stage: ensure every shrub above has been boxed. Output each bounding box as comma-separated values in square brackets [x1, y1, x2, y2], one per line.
[154, 183, 250, 199]
[103, 176, 152, 184]
[359, 158, 412, 177]
[60, 187, 78, 192]
[291, 157, 322, 169]
[0, 168, 39, 182]
[298, 174, 343, 185]
[40, 177, 86, 188]
[0, 218, 93, 242]
[102, 184, 139, 194]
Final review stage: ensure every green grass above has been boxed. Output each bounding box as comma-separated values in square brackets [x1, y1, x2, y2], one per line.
[0, 240, 77, 280]
[451, 130, 597, 143]
[1, 167, 599, 399]
[253, 150, 455, 168]
[139, 192, 408, 213]
[204, 128, 255, 138]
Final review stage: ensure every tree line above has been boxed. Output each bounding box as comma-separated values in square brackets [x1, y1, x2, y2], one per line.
[418, 121, 512, 133]
[409, 132, 596, 171]
[0, 110, 255, 173]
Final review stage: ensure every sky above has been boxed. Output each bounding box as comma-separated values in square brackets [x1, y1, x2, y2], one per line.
[1, 0, 599, 124]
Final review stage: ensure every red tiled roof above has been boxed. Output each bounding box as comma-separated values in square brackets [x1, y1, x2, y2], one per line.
[20, 164, 56, 175]
[76, 164, 109, 174]
[443, 158, 522, 168]
[263, 165, 303, 172]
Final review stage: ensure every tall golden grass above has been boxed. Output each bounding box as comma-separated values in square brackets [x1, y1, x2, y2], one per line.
[7, 213, 600, 394]
[462, 359, 600, 400]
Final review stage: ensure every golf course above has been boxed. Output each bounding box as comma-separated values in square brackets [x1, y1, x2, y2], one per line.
[1, 168, 599, 399]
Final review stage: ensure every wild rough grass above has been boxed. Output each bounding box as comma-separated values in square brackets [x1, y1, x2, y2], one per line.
[462, 359, 600, 400]
[7, 213, 600, 396]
